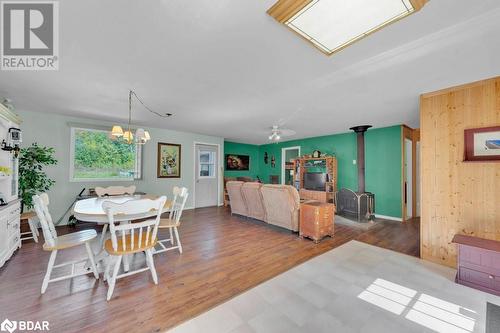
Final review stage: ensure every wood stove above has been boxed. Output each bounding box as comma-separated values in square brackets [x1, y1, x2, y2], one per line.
[336, 125, 375, 222]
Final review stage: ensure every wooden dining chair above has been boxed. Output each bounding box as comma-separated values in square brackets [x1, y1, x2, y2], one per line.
[20, 211, 39, 243]
[95, 185, 136, 248]
[102, 196, 166, 301]
[33, 194, 99, 294]
[155, 187, 189, 254]
[95, 185, 136, 197]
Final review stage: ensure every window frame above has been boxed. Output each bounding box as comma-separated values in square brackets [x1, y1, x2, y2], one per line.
[198, 150, 216, 179]
[69, 126, 142, 182]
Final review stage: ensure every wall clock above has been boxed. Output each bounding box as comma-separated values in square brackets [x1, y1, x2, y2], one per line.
[312, 150, 321, 158]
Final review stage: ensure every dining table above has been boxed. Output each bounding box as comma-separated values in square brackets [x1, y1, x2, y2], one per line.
[73, 195, 172, 272]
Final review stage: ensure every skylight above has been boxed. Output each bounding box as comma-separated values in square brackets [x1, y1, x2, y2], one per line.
[268, 0, 427, 55]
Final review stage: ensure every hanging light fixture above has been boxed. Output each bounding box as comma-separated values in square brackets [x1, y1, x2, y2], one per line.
[110, 90, 171, 145]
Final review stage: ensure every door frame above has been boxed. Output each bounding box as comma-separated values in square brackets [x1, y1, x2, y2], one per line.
[192, 142, 222, 208]
[281, 146, 301, 185]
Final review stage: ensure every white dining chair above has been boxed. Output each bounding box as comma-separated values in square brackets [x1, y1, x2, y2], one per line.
[95, 185, 136, 249]
[155, 187, 189, 254]
[20, 211, 39, 243]
[95, 185, 136, 197]
[33, 193, 99, 294]
[102, 196, 166, 301]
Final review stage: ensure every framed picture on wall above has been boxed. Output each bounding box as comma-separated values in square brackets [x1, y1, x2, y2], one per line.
[157, 143, 181, 178]
[225, 154, 250, 170]
[464, 126, 500, 162]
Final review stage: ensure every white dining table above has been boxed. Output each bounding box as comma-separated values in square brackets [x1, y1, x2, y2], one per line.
[74, 195, 171, 272]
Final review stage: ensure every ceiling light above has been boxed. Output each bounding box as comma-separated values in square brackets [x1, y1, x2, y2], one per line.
[111, 125, 124, 137]
[268, 0, 428, 55]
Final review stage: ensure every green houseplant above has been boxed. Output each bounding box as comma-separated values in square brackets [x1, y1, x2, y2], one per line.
[19, 143, 57, 212]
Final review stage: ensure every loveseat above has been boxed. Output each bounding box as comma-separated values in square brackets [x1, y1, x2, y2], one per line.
[226, 181, 300, 232]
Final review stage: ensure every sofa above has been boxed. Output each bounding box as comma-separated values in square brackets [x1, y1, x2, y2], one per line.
[226, 181, 300, 232]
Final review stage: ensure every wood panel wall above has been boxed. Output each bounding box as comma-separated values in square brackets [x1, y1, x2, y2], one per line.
[420, 77, 500, 267]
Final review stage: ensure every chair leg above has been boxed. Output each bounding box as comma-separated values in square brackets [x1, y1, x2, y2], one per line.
[41, 250, 57, 294]
[28, 219, 38, 243]
[174, 227, 182, 254]
[99, 224, 108, 249]
[104, 256, 112, 282]
[85, 242, 99, 279]
[107, 255, 122, 301]
[145, 249, 158, 284]
[169, 227, 174, 245]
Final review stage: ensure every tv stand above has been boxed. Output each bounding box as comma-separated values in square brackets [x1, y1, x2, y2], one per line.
[292, 156, 338, 203]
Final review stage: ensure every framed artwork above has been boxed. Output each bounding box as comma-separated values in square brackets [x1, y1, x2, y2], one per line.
[464, 126, 500, 162]
[157, 143, 181, 178]
[225, 154, 250, 171]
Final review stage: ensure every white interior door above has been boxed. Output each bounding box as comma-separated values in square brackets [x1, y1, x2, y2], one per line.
[195, 144, 218, 208]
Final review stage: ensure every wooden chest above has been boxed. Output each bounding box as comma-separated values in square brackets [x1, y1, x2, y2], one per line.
[300, 201, 334, 243]
[452, 234, 500, 296]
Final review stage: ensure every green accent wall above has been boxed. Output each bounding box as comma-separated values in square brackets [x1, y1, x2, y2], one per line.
[224, 141, 260, 179]
[224, 125, 402, 218]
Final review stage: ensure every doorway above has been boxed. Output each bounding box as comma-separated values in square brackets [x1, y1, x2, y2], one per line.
[402, 126, 421, 221]
[281, 146, 300, 185]
[194, 143, 219, 208]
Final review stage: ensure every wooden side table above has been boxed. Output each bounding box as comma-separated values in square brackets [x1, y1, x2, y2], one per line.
[452, 234, 500, 296]
[300, 201, 335, 243]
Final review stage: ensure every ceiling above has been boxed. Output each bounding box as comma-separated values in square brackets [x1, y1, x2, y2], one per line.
[1, 0, 500, 144]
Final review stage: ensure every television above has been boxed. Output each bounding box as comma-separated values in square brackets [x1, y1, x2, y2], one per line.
[304, 172, 326, 191]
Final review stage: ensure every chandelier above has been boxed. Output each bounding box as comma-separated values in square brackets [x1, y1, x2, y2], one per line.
[111, 90, 172, 144]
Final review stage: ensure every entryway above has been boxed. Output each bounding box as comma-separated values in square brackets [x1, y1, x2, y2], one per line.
[194, 143, 219, 208]
[281, 146, 300, 185]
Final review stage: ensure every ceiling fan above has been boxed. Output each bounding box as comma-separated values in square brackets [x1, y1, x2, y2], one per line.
[268, 125, 296, 142]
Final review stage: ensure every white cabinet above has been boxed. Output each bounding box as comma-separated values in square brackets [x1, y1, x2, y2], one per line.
[0, 196, 20, 268]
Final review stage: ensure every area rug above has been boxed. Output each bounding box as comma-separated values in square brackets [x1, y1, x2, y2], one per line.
[169, 240, 499, 333]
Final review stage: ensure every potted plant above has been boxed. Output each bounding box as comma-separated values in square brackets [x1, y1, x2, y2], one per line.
[19, 143, 57, 212]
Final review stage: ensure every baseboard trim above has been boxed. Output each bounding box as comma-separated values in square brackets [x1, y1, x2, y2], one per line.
[374, 214, 403, 222]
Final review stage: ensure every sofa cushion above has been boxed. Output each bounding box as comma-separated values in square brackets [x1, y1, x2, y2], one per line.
[260, 185, 299, 231]
[241, 182, 266, 221]
[226, 181, 247, 216]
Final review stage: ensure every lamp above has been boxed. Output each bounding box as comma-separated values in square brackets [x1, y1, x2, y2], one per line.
[110, 90, 172, 145]
[111, 125, 124, 137]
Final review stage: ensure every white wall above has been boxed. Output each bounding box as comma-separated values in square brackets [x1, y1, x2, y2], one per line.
[18, 110, 224, 224]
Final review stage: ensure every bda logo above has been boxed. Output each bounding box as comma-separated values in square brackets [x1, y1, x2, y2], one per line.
[0, 319, 17, 333]
[0, 1, 59, 70]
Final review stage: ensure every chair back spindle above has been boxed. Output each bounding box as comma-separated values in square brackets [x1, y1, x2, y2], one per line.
[169, 187, 189, 224]
[33, 193, 58, 248]
[103, 196, 166, 252]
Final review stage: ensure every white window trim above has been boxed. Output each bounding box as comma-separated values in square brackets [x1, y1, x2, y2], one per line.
[198, 150, 216, 179]
[69, 126, 142, 182]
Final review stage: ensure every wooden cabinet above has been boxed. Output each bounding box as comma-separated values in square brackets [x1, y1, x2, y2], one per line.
[452, 234, 500, 296]
[0, 200, 21, 268]
[293, 156, 337, 203]
[299, 201, 335, 243]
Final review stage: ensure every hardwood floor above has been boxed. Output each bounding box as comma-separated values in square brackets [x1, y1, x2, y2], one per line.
[0, 207, 419, 333]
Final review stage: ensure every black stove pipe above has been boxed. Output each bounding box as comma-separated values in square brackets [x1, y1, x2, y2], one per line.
[349, 125, 372, 193]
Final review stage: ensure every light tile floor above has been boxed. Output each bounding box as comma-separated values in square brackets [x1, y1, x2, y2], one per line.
[168, 241, 500, 333]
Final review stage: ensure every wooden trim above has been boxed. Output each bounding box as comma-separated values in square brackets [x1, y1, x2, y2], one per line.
[409, 0, 428, 11]
[463, 126, 500, 162]
[421, 76, 500, 98]
[267, 0, 428, 56]
[157, 142, 182, 178]
[401, 125, 413, 222]
[267, 0, 312, 23]
[411, 129, 420, 218]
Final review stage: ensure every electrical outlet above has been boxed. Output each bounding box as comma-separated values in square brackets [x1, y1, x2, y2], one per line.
[353, 160, 357, 165]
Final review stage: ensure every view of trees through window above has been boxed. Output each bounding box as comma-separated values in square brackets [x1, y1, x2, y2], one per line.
[72, 128, 139, 180]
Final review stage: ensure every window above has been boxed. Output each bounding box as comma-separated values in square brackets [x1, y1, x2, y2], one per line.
[199, 150, 215, 178]
[70, 127, 142, 181]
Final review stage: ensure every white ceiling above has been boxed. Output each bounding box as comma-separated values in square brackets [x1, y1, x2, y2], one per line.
[1, 0, 500, 144]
